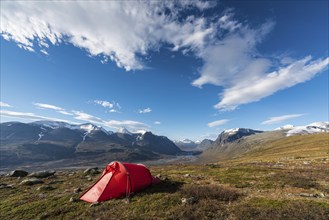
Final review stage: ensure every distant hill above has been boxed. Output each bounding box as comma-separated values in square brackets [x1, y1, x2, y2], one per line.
[0, 121, 182, 169]
[199, 125, 328, 164]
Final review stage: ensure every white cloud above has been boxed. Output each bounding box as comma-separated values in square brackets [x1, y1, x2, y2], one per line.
[208, 119, 229, 128]
[139, 108, 152, 114]
[2, 2, 328, 111]
[154, 121, 161, 125]
[0, 102, 12, 107]
[72, 110, 148, 131]
[73, 111, 104, 124]
[93, 100, 114, 108]
[261, 114, 305, 125]
[93, 100, 121, 113]
[190, 16, 329, 110]
[0, 109, 70, 122]
[34, 102, 64, 111]
[214, 56, 329, 110]
[1, 1, 215, 71]
[57, 110, 73, 116]
[105, 120, 149, 131]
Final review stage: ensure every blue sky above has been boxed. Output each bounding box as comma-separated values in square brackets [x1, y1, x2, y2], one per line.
[1, 1, 328, 141]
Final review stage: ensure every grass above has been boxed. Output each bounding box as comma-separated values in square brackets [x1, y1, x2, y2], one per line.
[0, 133, 328, 219]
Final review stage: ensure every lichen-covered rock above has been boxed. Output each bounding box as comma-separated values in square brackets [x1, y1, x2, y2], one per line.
[28, 170, 56, 178]
[20, 178, 44, 185]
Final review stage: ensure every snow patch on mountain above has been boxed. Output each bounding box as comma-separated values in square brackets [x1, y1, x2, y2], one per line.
[223, 128, 240, 135]
[117, 127, 132, 134]
[286, 122, 329, 136]
[32, 121, 73, 129]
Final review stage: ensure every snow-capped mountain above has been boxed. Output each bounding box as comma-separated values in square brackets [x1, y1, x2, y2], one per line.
[174, 139, 198, 149]
[215, 128, 263, 146]
[0, 121, 182, 168]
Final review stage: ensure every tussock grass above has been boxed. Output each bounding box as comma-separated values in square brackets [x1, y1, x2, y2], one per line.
[180, 184, 241, 202]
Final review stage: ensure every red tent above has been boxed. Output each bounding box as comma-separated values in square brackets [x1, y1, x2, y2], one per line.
[80, 161, 160, 203]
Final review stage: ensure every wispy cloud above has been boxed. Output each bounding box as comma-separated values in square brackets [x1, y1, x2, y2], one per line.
[208, 119, 229, 128]
[92, 100, 121, 113]
[138, 108, 152, 114]
[154, 121, 161, 125]
[261, 114, 305, 125]
[57, 110, 73, 116]
[34, 102, 74, 116]
[0, 102, 12, 107]
[2, 2, 327, 111]
[213, 56, 329, 110]
[34, 102, 64, 111]
[72, 110, 149, 131]
[0, 109, 70, 122]
[105, 120, 149, 131]
[93, 100, 114, 108]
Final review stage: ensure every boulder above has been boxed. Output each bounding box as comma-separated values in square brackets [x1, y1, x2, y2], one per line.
[8, 170, 28, 177]
[20, 178, 44, 185]
[28, 171, 56, 178]
[83, 167, 100, 175]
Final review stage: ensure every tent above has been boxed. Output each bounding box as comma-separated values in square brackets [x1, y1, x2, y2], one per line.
[80, 161, 160, 203]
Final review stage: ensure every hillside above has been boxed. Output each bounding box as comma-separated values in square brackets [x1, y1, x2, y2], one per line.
[0, 133, 328, 219]
[199, 132, 328, 164]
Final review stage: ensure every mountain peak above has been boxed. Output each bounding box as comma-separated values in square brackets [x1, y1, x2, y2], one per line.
[117, 127, 132, 134]
[216, 128, 263, 145]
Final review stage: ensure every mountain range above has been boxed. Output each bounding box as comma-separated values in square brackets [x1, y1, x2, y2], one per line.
[0, 121, 328, 170]
[0, 121, 183, 169]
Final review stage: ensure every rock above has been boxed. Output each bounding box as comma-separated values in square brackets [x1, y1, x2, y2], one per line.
[0, 183, 14, 189]
[181, 197, 197, 205]
[74, 188, 82, 193]
[49, 180, 64, 185]
[84, 167, 100, 175]
[183, 174, 191, 178]
[156, 174, 162, 178]
[314, 193, 325, 198]
[28, 171, 55, 178]
[299, 193, 313, 197]
[20, 178, 44, 185]
[89, 202, 100, 207]
[8, 170, 28, 177]
[70, 197, 79, 202]
[88, 178, 92, 181]
[37, 185, 55, 191]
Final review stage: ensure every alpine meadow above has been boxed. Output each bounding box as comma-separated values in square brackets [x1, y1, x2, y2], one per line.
[0, 1, 328, 219]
